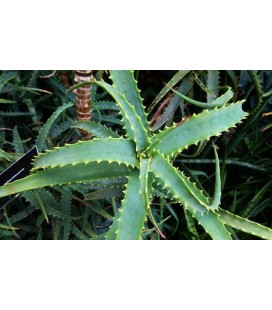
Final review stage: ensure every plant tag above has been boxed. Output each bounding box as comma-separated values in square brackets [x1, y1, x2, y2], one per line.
[0, 146, 38, 210]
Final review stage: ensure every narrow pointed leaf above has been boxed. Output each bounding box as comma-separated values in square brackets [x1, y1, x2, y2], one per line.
[150, 153, 209, 213]
[150, 153, 231, 239]
[72, 120, 120, 138]
[0, 162, 130, 198]
[35, 102, 74, 151]
[209, 143, 221, 210]
[110, 70, 151, 137]
[194, 211, 232, 240]
[33, 138, 138, 169]
[147, 101, 248, 158]
[93, 80, 150, 152]
[207, 70, 220, 103]
[115, 169, 146, 240]
[167, 85, 233, 109]
[218, 208, 272, 240]
[139, 157, 164, 238]
[105, 212, 121, 240]
[13, 126, 24, 154]
[148, 70, 190, 113]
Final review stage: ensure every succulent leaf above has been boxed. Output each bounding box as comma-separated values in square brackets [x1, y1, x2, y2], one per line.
[115, 169, 146, 240]
[194, 210, 232, 240]
[110, 70, 151, 138]
[218, 208, 272, 240]
[72, 120, 120, 138]
[147, 101, 248, 158]
[0, 161, 130, 198]
[33, 138, 138, 170]
[93, 80, 150, 152]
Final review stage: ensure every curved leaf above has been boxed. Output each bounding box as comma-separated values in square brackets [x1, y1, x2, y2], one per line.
[35, 102, 74, 151]
[71, 80, 150, 152]
[94, 80, 150, 152]
[167, 85, 234, 109]
[147, 70, 190, 113]
[218, 208, 272, 240]
[110, 70, 151, 137]
[151, 73, 194, 131]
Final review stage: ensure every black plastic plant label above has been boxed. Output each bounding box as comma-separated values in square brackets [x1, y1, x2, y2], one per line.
[0, 146, 38, 210]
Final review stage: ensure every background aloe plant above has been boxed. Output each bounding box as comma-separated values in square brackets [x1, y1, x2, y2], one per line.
[0, 70, 272, 240]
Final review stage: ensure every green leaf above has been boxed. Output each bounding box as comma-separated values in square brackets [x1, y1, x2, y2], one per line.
[115, 169, 146, 240]
[0, 223, 18, 231]
[2, 208, 20, 239]
[207, 70, 220, 103]
[0, 149, 14, 162]
[110, 70, 151, 138]
[61, 191, 72, 240]
[208, 143, 221, 211]
[4, 203, 36, 225]
[194, 211, 232, 240]
[150, 153, 231, 239]
[225, 71, 266, 157]
[71, 223, 92, 240]
[32, 189, 49, 223]
[248, 70, 263, 114]
[150, 153, 209, 213]
[84, 186, 124, 200]
[48, 76, 76, 102]
[218, 208, 272, 240]
[184, 207, 199, 239]
[147, 101, 248, 158]
[13, 126, 24, 154]
[35, 102, 74, 152]
[0, 111, 34, 117]
[0, 161, 131, 198]
[72, 120, 120, 138]
[0, 71, 17, 91]
[93, 100, 120, 111]
[86, 80, 150, 152]
[23, 188, 59, 224]
[33, 138, 138, 169]
[7, 85, 52, 95]
[139, 157, 151, 211]
[23, 99, 39, 123]
[105, 211, 121, 240]
[147, 70, 190, 113]
[0, 99, 16, 104]
[167, 85, 234, 109]
[239, 179, 272, 218]
[151, 73, 194, 131]
[139, 156, 165, 238]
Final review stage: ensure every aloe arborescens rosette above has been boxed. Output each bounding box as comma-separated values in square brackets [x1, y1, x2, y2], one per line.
[1, 70, 272, 240]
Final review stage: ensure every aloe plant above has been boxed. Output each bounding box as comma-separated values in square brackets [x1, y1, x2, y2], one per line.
[1, 70, 272, 240]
